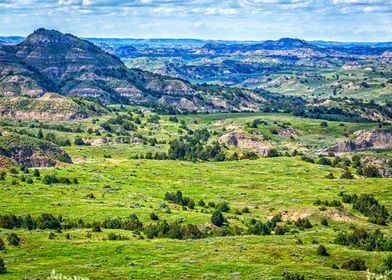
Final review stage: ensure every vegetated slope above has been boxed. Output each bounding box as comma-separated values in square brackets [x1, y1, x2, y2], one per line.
[0, 131, 72, 167]
[0, 92, 108, 121]
[0, 28, 269, 112]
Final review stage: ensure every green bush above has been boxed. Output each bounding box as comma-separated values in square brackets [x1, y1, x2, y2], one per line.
[341, 258, 367, 271]
[7, 233, 21, 246]
[0, 257, 5, 273]
[211, 210, 225, 227]
[317, 245, 329, 256]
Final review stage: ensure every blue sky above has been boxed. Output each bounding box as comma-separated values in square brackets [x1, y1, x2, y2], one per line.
[0, 0, 391, 41]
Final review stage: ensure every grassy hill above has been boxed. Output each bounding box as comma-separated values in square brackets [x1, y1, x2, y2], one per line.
[0, 109, 391, 279]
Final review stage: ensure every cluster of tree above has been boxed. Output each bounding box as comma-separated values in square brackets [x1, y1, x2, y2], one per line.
[341, 193, 389, 225]
[0, 213, 62, 230]
[335, 227, 392, 251]
[164, 191, 195, 209]
[166, 139, 226, 161]
[0, 209, 317, 241]
[101, 214, 143, 232]
[314, 199, 343, 208]
[42, 174, 78, 185]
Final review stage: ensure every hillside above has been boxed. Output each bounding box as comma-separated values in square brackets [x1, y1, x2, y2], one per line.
[0, 131, 72, 167]
[0, 29, 270, 112]
[0, 93, 107, 121]
[0, 110, 391, 279]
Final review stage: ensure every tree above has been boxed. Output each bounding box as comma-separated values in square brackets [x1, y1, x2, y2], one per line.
[0, 258, 5, 273]
[320, 121, 328, 127]
[341, 258, 367, 271]
[7, 233, 21, 246]
[340, 170, 354, 179]
[150, 213, 159, 221]
[381, 254, 392, 272]
[211, 210, 225, 227]
[320, 217, 329, 226]
[48, 232, 57, 239]
[0, 237, 5, 251]
[33, 169, 40, 177]
[37, 129, 43, 139]
[317, 245, 330, 256]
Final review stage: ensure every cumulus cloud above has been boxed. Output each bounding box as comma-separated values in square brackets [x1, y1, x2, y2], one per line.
[0, 0, 391, 40]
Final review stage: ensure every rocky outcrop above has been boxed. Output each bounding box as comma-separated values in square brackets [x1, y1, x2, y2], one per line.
[219, 132, 272, 156]
[322, 130, 392, 154]
[277, 129, 298, 137]
[0, 133, 72, 167]
[0, 28, 275, 112]
[82, 137, 140, 146]
[0, 93, 106, 121]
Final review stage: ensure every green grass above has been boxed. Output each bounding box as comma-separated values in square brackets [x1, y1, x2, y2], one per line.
[0, 112, 391, 279]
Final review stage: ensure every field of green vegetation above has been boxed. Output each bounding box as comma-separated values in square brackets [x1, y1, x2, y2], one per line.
[0, 110, 392, 279]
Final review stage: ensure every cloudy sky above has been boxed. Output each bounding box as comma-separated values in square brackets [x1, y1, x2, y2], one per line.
[0, 0, 391, 41]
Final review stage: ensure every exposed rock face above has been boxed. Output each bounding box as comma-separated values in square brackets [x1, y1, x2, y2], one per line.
[323, 130, 392, 154]
[361, 156, 392, 178]
[82, 137, 140, 146]
[0, 28, 270, 112]
[219, 132, 272, 156]
[277, 129, 298, 137]
[14, 28, 124, 80]
[0, 133, 72, 167]
[0, 93, 106, 121]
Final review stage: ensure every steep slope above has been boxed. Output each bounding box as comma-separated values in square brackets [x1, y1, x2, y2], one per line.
[0, 28, 269, 112]
[0, 131, 72, 167]
[0, 92, 107, 121]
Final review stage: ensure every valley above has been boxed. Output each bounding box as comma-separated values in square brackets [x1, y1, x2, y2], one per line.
[0, 28, 391, 280]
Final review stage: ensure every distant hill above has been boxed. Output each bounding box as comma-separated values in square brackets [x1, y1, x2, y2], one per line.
[0, 28, 270, 112]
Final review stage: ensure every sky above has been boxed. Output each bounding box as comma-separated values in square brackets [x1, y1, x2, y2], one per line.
[0, 0, 391, 41]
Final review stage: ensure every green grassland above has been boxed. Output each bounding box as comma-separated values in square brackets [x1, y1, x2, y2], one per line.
[0, 111, 391, 279]
[123, 55, 392, 102]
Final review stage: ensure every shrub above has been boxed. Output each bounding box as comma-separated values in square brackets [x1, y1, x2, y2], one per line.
[353, 194, 389, 222]
[318, 157, 331, 166]
[320, 121, 328, 127]
[340, 170, 354, 179]
[164, 191, 195, 209]
[49, 232, 57, 239]
[320, 217, 329, 226]
[211, 210, 225, 227]
[334, 227, 392, 252]
[282, 272, 305, 280]
[92, 225, 102, 232]
[150, 212, 159, 221]
[33, 169, 40, 177]
[197, 200, 205, 207]
[381, 254, 392, 272]
[341, 258, 367, 271]
[217, 202, 230, 212]
[0, 237, 5, 251]
[294, 218, 312, 229]
[7, 233, 21, 246]
[107, 233, 129, 240]
[317, 245, 329, 256]
[0, 258, 5, 273]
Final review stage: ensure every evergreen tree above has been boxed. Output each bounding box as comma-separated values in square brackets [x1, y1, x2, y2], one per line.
[211, 210, 225, 227]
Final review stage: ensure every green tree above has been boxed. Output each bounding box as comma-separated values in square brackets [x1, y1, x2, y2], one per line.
[211, 210, 225, 227]
[0, 237, 5, 251]
[7, 233, 21, 246]
[317, 245, 330, 256]
[37, 129, 43, 139]
[0, 258, 5, 273]
[33, 169, 40, 177]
